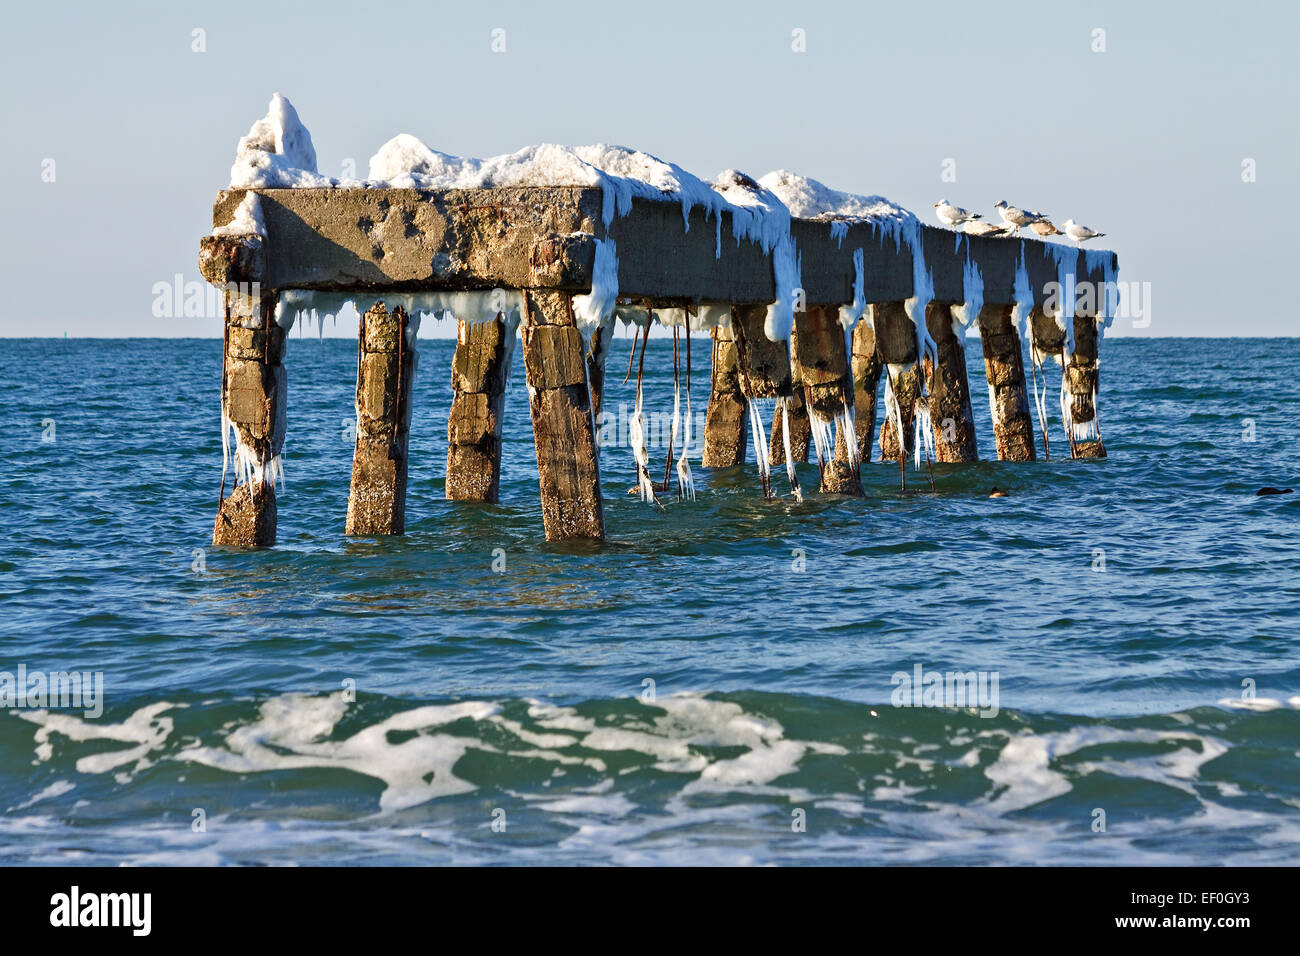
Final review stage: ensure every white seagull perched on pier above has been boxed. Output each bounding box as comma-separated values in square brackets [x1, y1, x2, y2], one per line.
[992, 200, 1048, 236]
[934, 199, 982, 228]
[1061, 219, 1106, 243]
[963, 219, 1014, 238]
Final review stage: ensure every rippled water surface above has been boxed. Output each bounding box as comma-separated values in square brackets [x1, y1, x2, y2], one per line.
[1, 334, 1297, 865]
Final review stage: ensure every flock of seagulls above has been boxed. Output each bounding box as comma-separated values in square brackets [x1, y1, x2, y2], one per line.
[933, 199, 1105, 244]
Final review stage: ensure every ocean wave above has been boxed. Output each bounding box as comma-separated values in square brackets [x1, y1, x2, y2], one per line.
[3, 689, 1298, 865]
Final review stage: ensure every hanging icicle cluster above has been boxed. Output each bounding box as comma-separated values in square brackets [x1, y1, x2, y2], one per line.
[672, 321, 696, 501]
[777, 397, 802, 501]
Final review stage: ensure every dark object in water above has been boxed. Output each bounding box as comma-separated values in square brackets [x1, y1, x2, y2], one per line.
[1256, 487, 1293, 496]
[989, 487, 1008, 498]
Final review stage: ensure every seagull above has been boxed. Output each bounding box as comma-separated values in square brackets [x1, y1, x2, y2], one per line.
[934, 199, 982, 228]
[963, 219, 1014, 238]
[1062, 219, 1106, 243]
[1028, 218, 1061, 237]
[992, 200, 1042, 232]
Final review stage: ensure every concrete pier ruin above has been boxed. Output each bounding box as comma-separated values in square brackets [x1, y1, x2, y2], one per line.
[200, 147, 1116, 546]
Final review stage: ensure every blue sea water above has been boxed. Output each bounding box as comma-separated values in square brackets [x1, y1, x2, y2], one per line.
[1, 332, 1297, 865]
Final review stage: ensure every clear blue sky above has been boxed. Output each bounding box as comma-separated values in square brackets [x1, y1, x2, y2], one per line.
[1, 0, 1294, 337]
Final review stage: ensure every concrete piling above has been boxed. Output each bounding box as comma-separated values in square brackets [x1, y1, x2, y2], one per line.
[769, 331, 811, 466]
[872, 301, 920, 463]
[446, 316, 511, 502]
[1028, 305, 1071, 459]
[922, 304, 979, 463]
[1065, 313, 1106, 459]
[730, 303, 795, 496]
[702, 324, 749, 468]
[729, 304, 793, 399]
[346, 302, 416, 535]
[795, 306, 862, 496]
[212, 282, 284, 548]
[520, 291, 605, 541]
[976, 304, 1037, 462]
[851, 319, 883, 463]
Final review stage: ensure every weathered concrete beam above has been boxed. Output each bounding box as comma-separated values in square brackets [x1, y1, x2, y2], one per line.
[604, 203, 776, 304]
[923, 304, 979, 463]
[210, 189, 1116, 309]
[702, 325, 748, 467]
[976, 304, 1037, 462]
[212, 285, 284, 547]
[520, 291, 604, 541]
[213, 187, 604, 292]
[446, 317, 511, 501]
[199, 234, 264, 289]
[346, 303, 416, 535]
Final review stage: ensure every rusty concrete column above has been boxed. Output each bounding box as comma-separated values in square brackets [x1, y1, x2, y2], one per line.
[770, 328, 811, 466]
[446, 317, 511, 502]
[923, 303, 978, 463]
[872, 301, 920, 463]
[521, 291, 604, 541]
[795, 306, 862, 496]
[730, 304, 799, 497]
[976, 304, 1037, 462]
[346, 302, 416, 535]
[702, 324, 748, 467]
[212, 284, 284, 547]
[730, 304, 793, 398]
[1065, 313, 1106, 459]
[851, 318, 883, 463]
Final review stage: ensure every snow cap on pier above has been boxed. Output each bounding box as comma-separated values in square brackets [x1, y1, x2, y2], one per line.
[230, 93, 328, 188]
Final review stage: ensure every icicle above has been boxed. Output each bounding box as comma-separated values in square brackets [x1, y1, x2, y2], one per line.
[675, 411, 695, 501]
[764, 235, 801, 341]
[840, 402, 859, 468]
[883, 369, 905, 457]
[222, 400, 284, 493]
[674, 333, 695, 502]
[1049, 244, 1079, 358]
[1011, 244, 1033, 341]
[952, 257, 984, 334]
[1058, 353, 1073, 445]
[779, 398, 802, 501]
[838, 249, 866, 330]
[629, 381, 655, 503]
[913, 400, 935, 470]
[572, 239, 619, 328]
[748, 398, 773, 496]
[808, 411, 835, 466]
[695, 304, 731, 330]
[668, 355, 684, 489]
[1031, 347, 1052, 449]
[901, 219, 938, 396]
[220, 406, 232, 481]
[1074, 385, 1100, 442]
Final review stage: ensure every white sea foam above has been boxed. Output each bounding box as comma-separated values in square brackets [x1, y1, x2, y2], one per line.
[179, 694, 500, 812]
[17, 702, 177, 778]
